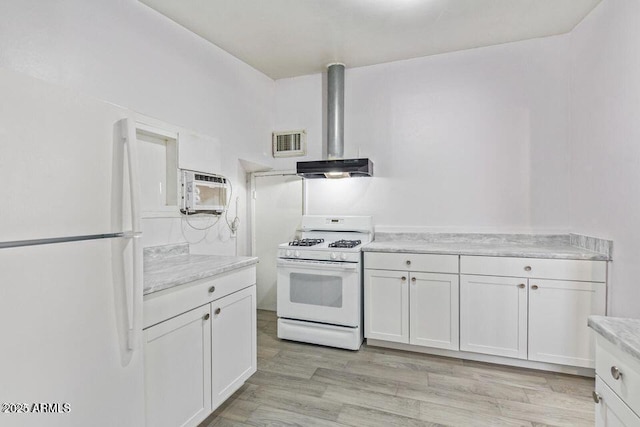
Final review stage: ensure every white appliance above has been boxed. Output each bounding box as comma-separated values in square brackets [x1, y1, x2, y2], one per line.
[180, 169, 228, 214]
[276, 215, 373, 350]
[0, 68, 144, 427]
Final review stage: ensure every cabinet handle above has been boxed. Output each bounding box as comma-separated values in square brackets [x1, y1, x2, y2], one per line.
[592, 391, 602, 404]
[531, 285, 539, 290]
[401, 276, 407, 282]
[209, 286, 216, 293]
[203, 313, 210, 321]
[518, 283, 525, 289]
[214, 307, 221, 315]
[524, 266, 532, 272]
[411, 277, 416, 283]
[611, 366, 623, 380]
[406, 260, 411, 266]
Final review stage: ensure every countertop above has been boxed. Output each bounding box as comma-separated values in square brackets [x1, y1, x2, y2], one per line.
[362, 233, 611, 261]
[589, 315, 640, 362]
[143, 243, 258, 295]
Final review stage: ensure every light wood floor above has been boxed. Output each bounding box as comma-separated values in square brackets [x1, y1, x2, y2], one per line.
[200, 310, 595, 427]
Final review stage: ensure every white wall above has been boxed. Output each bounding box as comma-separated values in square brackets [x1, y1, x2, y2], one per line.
[3, 0, 636, 317]
[569, 0, 640, 318]
[274, 37, 571, 232]
[0, 0, 275, 256]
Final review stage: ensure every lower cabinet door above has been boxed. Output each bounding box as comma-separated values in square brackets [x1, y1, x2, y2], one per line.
[144, 305, 212, 427]
[595, 376, 640, 427]
[409, 272, 459, 350]
[364, 269, 409, 343]
[211, 285, 257, 410]
[528, 279, 605, 367]
[460, 275, 528, 359]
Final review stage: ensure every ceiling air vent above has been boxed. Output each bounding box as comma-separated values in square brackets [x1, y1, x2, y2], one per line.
[272, 130, 307, 158]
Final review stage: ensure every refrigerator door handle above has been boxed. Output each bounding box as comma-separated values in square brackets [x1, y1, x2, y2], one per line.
[120, 118, 143, 351]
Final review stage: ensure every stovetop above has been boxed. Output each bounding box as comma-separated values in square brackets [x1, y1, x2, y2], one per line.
[278, 236, 369, 263]
[286, 238, 363, 249]
[288, 238, 325, 247]
[328, 239, 362, 249]
[278, 215, 373, 262]
[279, 240, 364, 252]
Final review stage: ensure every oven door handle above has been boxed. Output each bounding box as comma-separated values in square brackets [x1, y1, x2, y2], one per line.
[277, 259, 359, 272]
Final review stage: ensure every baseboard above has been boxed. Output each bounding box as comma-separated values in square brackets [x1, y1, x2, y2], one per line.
[366, 339, 595, 377]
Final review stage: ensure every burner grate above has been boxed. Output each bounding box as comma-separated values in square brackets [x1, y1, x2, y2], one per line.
[328, 239, 362, 249]
[289, 238, 324, 247]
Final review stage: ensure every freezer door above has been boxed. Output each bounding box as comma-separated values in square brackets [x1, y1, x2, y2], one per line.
[0, 67, 131, 241]
[0, 237, 144, 427]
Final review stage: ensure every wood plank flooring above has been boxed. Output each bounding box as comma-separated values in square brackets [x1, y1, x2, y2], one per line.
[199, 310, 595, 427]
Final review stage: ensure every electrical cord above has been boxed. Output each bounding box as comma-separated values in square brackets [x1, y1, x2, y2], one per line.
[183, 211, 221, 230]
[224, 178, 240, 235]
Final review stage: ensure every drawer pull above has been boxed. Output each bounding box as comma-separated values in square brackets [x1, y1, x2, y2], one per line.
[406, 260, 411, 266]
[215, 308, 221, 315]
[592, 391, 602, 404]
[209, 286, 216, 293]
[531, 285, 539, 290]
[524, 266, 532, 272]
[611, 366, 623, 380]
[401, 276, 407, 282]
[518, 283, 525, 289]
[411, 277, 416, 283]
[203, 313, 210, 321]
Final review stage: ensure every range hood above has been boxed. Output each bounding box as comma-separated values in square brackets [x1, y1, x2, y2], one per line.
[297, 64, 373, 179]
[296, 158, 373, 179]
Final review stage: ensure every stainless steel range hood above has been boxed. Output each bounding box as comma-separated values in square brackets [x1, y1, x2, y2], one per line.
[297, 63, 373, 179]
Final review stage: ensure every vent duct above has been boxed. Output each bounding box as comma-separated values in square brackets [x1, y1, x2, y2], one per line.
[327, 63, 344, 160]
[296, 63, 373, 179]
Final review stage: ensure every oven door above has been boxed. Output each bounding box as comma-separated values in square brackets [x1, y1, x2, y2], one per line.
[276, 258, 361, 327]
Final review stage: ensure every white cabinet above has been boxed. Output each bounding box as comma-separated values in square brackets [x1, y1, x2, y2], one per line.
[364, 252, 459, 350]
[595, 335, 640, 416]
[460, 275, 604, 365]
[460, 275, 527, 359]
[460, 256, 606, 367]
[593, 335, 640, 427]
[410, 272, 459, 350]
[529, 279, 605, 367]
[595, 377, 640, 427]
[143, 266, 257, 427]
[144, 305, 212, 427]
[211, 286, 257, 410]
[364, 269, 409, 343]
[460, 255, 606, 282]
[365, 251, 608, 371]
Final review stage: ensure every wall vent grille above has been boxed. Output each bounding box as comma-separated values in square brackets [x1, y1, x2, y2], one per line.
[272, 130, 306, 157]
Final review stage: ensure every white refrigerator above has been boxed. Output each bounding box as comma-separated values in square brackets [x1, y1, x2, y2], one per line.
[0, 68, 145, 426]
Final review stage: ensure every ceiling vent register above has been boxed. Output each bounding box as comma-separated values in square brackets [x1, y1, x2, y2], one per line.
[272, 130, 307, 158]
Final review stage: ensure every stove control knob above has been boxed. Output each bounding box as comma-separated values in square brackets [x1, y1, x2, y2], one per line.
[340, 253, 347, 261]
[330, 252, 337, 260]
[285, 250, 292, 257]
[295, 251, 301, 258]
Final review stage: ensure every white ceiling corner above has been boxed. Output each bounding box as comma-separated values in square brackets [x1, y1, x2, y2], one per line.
[139, 0, 602, 80]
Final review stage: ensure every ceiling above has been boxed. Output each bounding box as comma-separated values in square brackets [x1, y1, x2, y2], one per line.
[139, 0, 601, 80]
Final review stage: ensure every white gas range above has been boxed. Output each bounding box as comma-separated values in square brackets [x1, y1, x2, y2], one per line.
[276, 215, 373, 350]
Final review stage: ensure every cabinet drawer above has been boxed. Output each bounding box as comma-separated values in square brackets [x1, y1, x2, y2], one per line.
[144, 266, 256, 329]
[595, 336, 640, 415]
[365, 252, 458, 274]
[460, 256, 606, 282]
